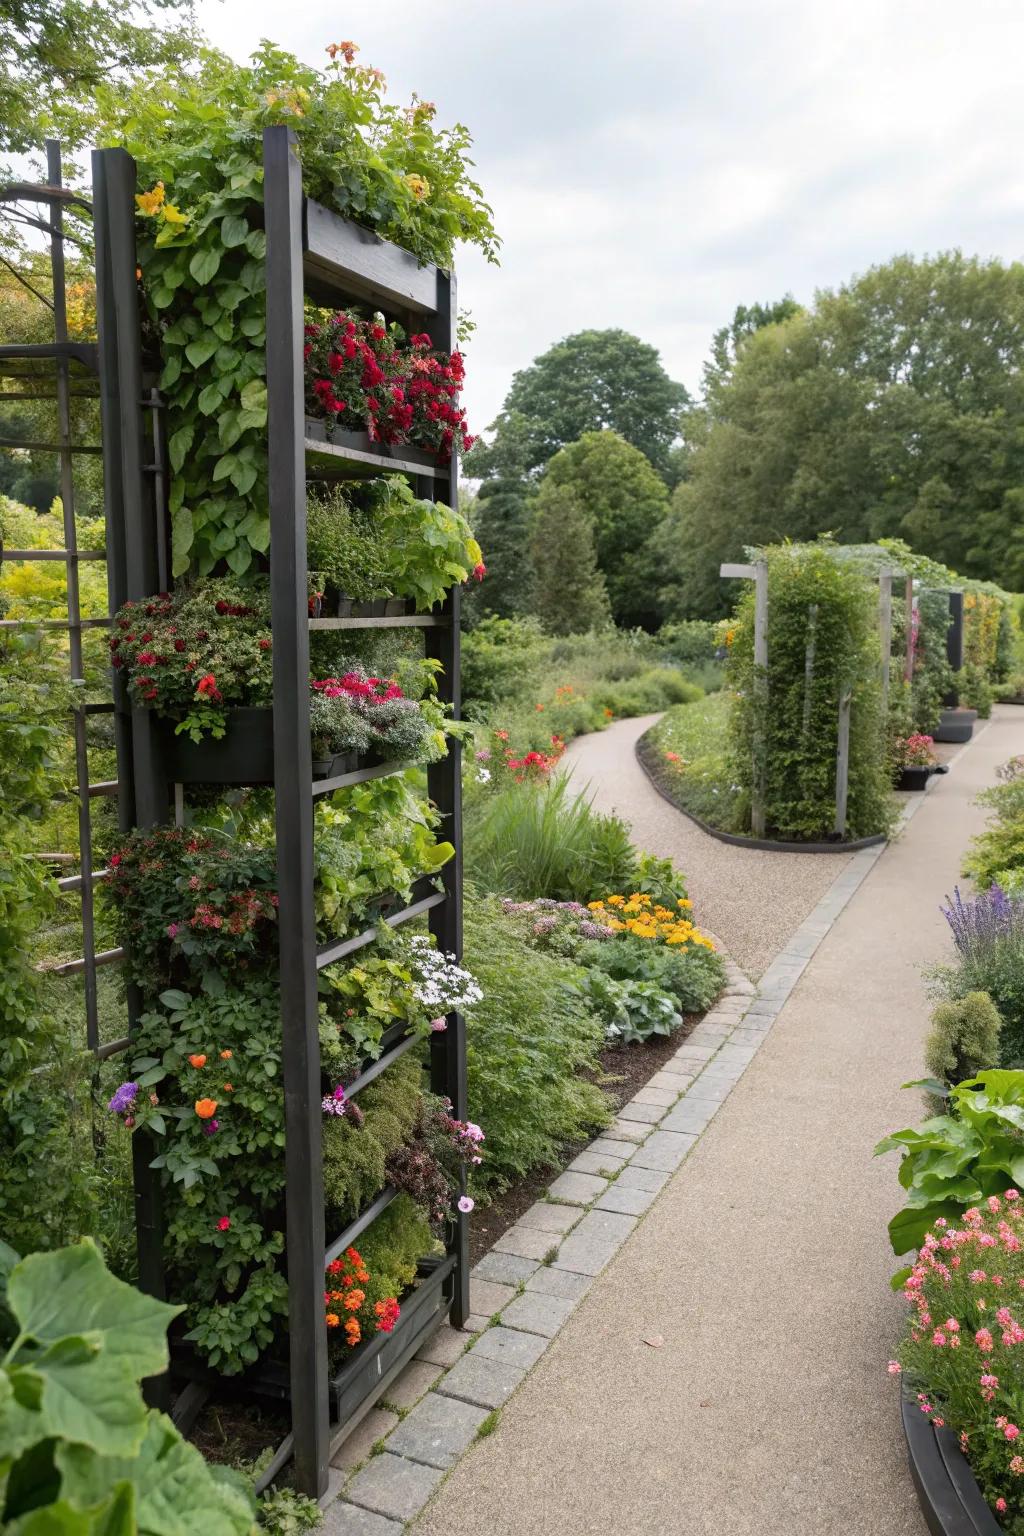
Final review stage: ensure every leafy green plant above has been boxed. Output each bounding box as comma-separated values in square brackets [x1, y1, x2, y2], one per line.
[965, 778, 1024, 891]
[257, 1484, 323, 1533]
[875, 1071, 1024, 1255]
[578, 932, 724, 1016]
[465, 775, 638, 904]
[322, 1055, 424, 1221]
[463, 893, 609, 1192]
[571, 969, 683, 1044]
[0, 1239, 256, 1532]
[98, 41, 497, 576]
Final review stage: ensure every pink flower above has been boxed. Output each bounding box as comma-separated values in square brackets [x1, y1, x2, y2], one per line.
[167, 922, 179, 938]
[887, 1361, 902, 1375]
[932, 1330, 947, 1347]
[970, 1270, 987, 1284]
[990, 1195, 1004, 1213]
[430, 1017, 447, 1032]
[1006, 1425, 1021, 1442]
[997, 1497, 1008, 1512]
[1007, 1189, 1020, 1202]
[1011, 1457, 1024, 1476]
[457, 1195, 474, 1214]
[976, 1328, 995, 1352]
[217, 1217, 231, 1231]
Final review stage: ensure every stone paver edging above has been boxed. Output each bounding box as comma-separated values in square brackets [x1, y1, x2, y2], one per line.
[322, 735, 984, 1532]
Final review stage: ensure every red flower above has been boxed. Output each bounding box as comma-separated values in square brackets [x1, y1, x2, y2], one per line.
[196, 674, 221, 701]
[217, 1216, 231, 1232]
[472, 562, 486, 581]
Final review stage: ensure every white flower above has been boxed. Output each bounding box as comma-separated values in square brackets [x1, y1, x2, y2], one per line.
[476, 767, 491, 784]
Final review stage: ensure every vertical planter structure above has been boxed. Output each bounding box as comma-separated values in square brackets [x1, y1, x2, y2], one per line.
[68, 128, 469, 1498]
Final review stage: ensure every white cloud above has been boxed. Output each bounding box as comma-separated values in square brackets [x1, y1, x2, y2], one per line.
[199, 0, 1024, 430]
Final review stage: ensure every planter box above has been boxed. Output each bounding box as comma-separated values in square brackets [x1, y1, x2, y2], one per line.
[897, 765, 934, 791]
[312, 747, 389, 779]
[158, 707, 275, 786]
[329, 1256, 453, 1426]
[941, 707, 978, 725]
[901, 1393, 1002, 1535]
[934, 715, 975, 744]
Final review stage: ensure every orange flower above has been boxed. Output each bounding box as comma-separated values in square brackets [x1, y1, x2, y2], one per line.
[189, 1054, 207, 1068]
[195, 1098, 218, 1119]
[220, 1049, 232, 1060]
[344, 1319, 361, 1343]
[326, 1312, 340, 1328]
[223, 1083, 234, 1092]
[344, 1289, 365, 1310]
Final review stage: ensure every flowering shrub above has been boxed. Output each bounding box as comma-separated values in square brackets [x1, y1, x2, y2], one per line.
[385, 1095, 483, 1231]
[319, 930, 481, 1059]
[936, 886, 1024, 1064]
[407, 934, 483, 1019]
[900, 733, 938, 768]
[305, 311, 473, 459]
[110, 581, 273, 741]
[105, 826, 278, 994]
[892, 1195, 1024, 1528]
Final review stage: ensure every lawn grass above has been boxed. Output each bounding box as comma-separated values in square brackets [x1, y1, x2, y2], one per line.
[637, 692, 744, 832]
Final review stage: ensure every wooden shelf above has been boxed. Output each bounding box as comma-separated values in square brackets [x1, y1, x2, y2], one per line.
[304, 419, 444, 480]
[303, 198, 439, 317]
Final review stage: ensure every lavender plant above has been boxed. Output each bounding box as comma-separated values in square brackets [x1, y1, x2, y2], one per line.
[938, 886, 1024, 1065]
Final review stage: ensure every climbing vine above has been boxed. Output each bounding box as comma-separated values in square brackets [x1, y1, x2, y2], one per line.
[98, 41, 498, 576]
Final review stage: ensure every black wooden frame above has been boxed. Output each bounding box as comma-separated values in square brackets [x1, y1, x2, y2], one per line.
[263, 125, 468, 1493]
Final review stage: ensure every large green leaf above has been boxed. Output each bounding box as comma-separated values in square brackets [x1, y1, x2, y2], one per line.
[8, 1242, 181, 1378]
[188, 248, 222, 286]
[888, 1200, 964, 1256]
[16, 1338, 146, 1457]
[57, 1412, 256, 1536]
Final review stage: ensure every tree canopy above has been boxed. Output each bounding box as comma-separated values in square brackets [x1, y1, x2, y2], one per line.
[540, 431, 669, 629]
[661, 253, 1024, 616]
[530, 479, 611, 635]
[467, 328, 688, 480]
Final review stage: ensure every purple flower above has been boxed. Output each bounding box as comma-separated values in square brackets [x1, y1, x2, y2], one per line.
[108, 1081, 138, 1115]
[579, 920, 615, 941]
[201, 1119, 219, 1136]
[464, 1121, 485, 1142]
[457, 1195, 474, 1214]
[942, 884, 1024, 964]
[322, 1085, 349, 1116]
[533, 916, 558, 937]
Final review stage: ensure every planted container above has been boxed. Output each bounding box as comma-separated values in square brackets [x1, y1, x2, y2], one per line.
[934, 709, 975, 744]
[901, 1394, 1002, 1535]
[329, 1256, 455, 1424]
[157, 707, 275, 786]
[897, 765, 934, 791]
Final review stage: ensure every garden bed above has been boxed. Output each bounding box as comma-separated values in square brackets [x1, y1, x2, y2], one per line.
[468, 1017, 700, 1264]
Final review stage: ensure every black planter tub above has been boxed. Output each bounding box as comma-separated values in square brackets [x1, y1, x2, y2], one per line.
[154, 710, 394, 787]
[897, 765, 935, 791]
[934, 709, 977, 745]
[902, 1394, 1002, 1534]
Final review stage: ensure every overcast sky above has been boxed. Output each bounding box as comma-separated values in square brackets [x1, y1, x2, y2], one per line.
[204, 0, 1024, 434]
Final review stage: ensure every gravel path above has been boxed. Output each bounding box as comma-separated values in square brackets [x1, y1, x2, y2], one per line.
[414, 709, 1022, 1536]
[561, 712, 852, 979]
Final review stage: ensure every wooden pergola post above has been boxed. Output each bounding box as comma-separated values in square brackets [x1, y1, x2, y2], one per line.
[721, 559, 768, 838]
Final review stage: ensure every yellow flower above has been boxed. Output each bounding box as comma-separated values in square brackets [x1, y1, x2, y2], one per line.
[161, 202, 189, 227]
[135, 182, 165, 216]
[405, 174, 430, 201]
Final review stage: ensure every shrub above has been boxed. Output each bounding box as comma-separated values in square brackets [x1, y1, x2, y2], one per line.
[965, 778, 1024, 891]
[464, 775, 639, 903]
[892, 1195, 1024, 1528]
[322, 1053, 424, 1222]
[637, 693, 739, 829]
[578, 933, 724, 1016]
[938, 886, 1024, 1065]
[463, 893, 609, 1192]
[727, 544, 895, 841]
[924, 992, 1002, 1091]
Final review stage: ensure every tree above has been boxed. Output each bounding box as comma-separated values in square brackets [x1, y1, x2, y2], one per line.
[662, 253, 1024, 616]
[465, 477, 536, 621]
[540, 431, 669, 629]
[530, 480, 611, 635]
[0, 0, 198, 162]
[467, 329, 688, 480]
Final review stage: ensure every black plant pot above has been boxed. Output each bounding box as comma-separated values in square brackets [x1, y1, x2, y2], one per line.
[329, 593, 411, 619]
[934, 716, 975, 745]
[157, 707, 275, 786]
[311, 747, 392, 779]
[897, 765, 934, 791]
[901, 1393, 1003, 1534]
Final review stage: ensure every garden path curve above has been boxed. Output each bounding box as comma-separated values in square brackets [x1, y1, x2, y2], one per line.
[560, 711, 852, 978]
[410, 708, 1024, 1536]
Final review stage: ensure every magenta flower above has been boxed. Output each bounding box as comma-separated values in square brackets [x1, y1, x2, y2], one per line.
[457, 1195, 474, 1214]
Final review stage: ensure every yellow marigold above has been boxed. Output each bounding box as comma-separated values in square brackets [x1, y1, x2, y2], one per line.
[135, 182, 165, 216]
[405, 174, 430, 201]
[161, 203, 188, 227]
[677, 898, 693, 909]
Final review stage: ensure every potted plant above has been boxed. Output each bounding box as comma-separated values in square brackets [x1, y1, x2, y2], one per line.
[308, 664, 451, 778]
[896, 733, 938, 790]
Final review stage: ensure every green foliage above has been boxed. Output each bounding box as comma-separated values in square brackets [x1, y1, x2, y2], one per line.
[465, 776, 639, 904]
[728, 544, 895, 841]
[530, 481, 611, 636]
[571, 969, 683, 1045]
[924, 992, 1002, 1092]
[257, 1484, 323, 1533]
[538, 431, 671, 628]
[577, 933, 724, 1016]
[460, 616, 548, 713]
[463, 895, 610, 1192]
[0, 1240, 256, 1533]
[965, 778, 1024, 892]
[464, 479, 536, 621]
[321, 1055, 424, 1221]
[912, 587, 955, 736]
[875, 1071, 1024, 1255]
[661, 253, 1024, 616]
[466, 329, 688, 480]
[97, 41, 496, 576]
